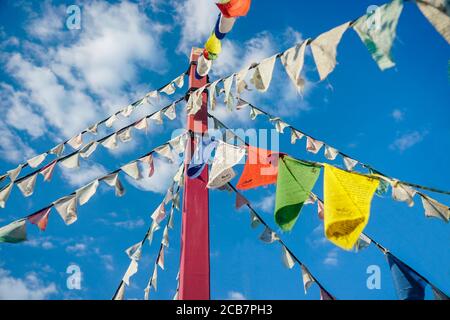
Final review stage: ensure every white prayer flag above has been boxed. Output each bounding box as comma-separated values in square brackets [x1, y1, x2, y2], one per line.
[355, 233, 372, 252]
[118, 127, 132, 143]
[79, 141, 98, 159]
[102, 172, 125, 197]
[120, 104, 134, 118]
[174, 74, 185, 88]
[160, 83, 176, 95]
[324, 146, 339, 160]
[154, 144, 174, 162]
[162, 225, 169, 248]
[270, 117, 289, 134]
[164, 103, 177, 120]
[122, 259, 138, 286]
[53, 195, 78, 225]
[311, 22, 351, 80]
[251, 55, 277, 92]
[306, 137, 324, 154]
[105, 114, 118, 128]
[208, 141, 245, 189]
[236, 67, 250, 95]
[150, 111, 163, 125]
[0, 183, 13, 208]
[250, 210, 261, 229]
[151, 202, 166, 224]
[343, 156, 358, 171]
[121, 161, 141, 180]
[76, 180, 99, 206]
[126, 242, 142, 261]
[157, 247, 165, 270]
[391, 181, 416, 207]
[317, 200, 324, 220]
[7, 164, 23, 182]
[59, 153, 80, 169]
[223, 74, 235, 109]
[209, 80, 219, 110]
[187, 87, 204, 115]
[113, 282, 125, 300]
[281, 40, 309, 93]
[67, 133, 83, 150]
[168, 208, 175, 230]
[417, 0, 450, 44]
[290, 129, 304, 144]
[101, 134, 118, 150]
[146, 221, 160, 245]
[421, 195, 449, 223]
[50, 143, 65, 157]
[236, 99, 249, 110]
[260, 227, 279, 244]
[250, 106, 264, 120]
[27, 153, 47, 168]
[151, 264, 158, 290]
[301, 265, 315, 294]
[281, 246, 295, 269]
[87, 123, 98, 135]
[17, 173, 37, 197]
[134, 117, 148, 132]
[197, 54, 213, 77]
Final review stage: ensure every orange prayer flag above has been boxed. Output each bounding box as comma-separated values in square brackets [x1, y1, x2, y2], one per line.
[236, 146, 280, 190]
[217, 0, 252, 18]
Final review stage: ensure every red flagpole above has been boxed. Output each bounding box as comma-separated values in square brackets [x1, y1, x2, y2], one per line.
[179, 48, 210, 300]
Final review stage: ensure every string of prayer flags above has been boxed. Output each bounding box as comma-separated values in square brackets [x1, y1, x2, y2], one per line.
[386, 252, 426, 300]
[120, 104, 134, 117]
[28, 207, 51, 231]
[17, 173, 38, 197]
[237, 146, 279, 190]
[290, 128, 304, 144]
[76, 180, 99, 206]
[323, 164, 379, 250]
[420, 194, 449, 223]
[160, 83, 176, 95]
[102, 172, 125, 197]
[259, 226, 279, 244]
[311, 22, 350, 80]
[27, 153, 47, 168]
[251, 55, 277, 92]
[121, 161, 141, 180]
[275, 156, 321, 231]
[281, 246, 295, 269]
[270, 117, 289, 134]
[301, 265, 315, 294]
[53, 195, 78, 226]
[164, 103, 177, 121]
[117, 128, 132, 143]
[217, 0, 251, 18]
[353, 0, 403, 70]
[105, 114, 118, 128]
[0, 220, 27, 243]
[416, 0, 450, 44]
[208, 141, 246, 189]
[281, 40, 309, 94]
[50, 143, 64, 157]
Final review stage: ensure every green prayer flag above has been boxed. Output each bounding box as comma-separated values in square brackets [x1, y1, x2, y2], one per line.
[0, 220, 27, 243]
[353, 0, 404, 70]
[275, 156, 321, 231]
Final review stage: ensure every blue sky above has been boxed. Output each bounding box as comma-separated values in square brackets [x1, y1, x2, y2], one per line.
[0, 0, 449, 300]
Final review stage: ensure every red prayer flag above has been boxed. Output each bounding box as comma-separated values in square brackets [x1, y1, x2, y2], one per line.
[28, 207, 51, 231]
[216, 0, 252, 18]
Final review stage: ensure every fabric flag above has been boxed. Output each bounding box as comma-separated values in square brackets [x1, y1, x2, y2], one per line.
[0, 220, 27, 243]
[275, 156, 321, 231]
[323, 164, 379, 250]
[122, 259, 139, 286]
[118, 128, 132, 143]
[217, 0, 251, 18]
[140, 154, 155, 178]
[76, 180, 99, 206]
[208, 141, 246, 189]
[173, 190, 181, 211]
[157, 247, 165, 270]
[306, 137, 324, 154]
[301, 265, 315, 294]
[174, 74, 184, 88]
[134, 117, 148, 132]
[420, 195, 449, 223]
[0, 183, 13, 209]
[164, 187, 173, 205]
[164, 103, 177, 121]
[146, 221, 161, 245]
[50, 143, 65, 157]
[126, 242, 142, 261]
[169, 134, 187, 155]
[121, 104, 134, 117]
[368, 168, 390, 196]
[311, 22, 350, 80]
[320, 287, 335, 300]
[79, 141, 98, 159]
[101, 133, 118, 150]
[270, 117, 289, 134]
[290, 129, 304, 144]
[223, 75, 234, 110]
[151, 202, 166, 224]
[391, 181, 416, 207]
[205, 33, 222, 58]
[87, 123, 98, 135]
[281, 246, 295, 269]
[432, 286, 450, 300]
[40, 160, 57, 182]
[150, 111, 163, 125]
[105, 114, 118, 128]
[215, 13, 236, 39]
[27, 153, 47, 168]
[249, 106, 264, 120]
[197, 54, 213, 77]
[151, 264, 158, 291]
[343, 156, 358, 171]
[28, 207, 51, 231]
[353, 0, 403, 70]
[113, 282, 125, 300]
[67, 133, 83, 150]
[386, 252, 426, 300]
[317, 200, 324, 220]
[162, 226, 169, 248]
[17, 173, 38, 197]
[59, 153, 80, 169]
[53, 195, 78, 225]
[417, 0, 450, 44]
[146, 90, 159, 104]
[324, 146, 339, 161]
[355, 233, 372, 252]
[208, 80, 220, 110]
[235, 192, 249, 209]
[250, 209, 261, 229]
[7, 164, 23, 182]
[236, 98, 249, 110]
[102, 172, 125, 197]
[168, 208, 175, 230]
[251, 55, 277, 92]
[259, 227, 279, 244]
[281, 40, 308, 93]
[236, 146, 279, 190]
[236, 68, 250, 95]
[154, 144, 174, 162]
[121, 161, 141, 180]
[187, 138, 217, 179]
[160, 83, 176, 95]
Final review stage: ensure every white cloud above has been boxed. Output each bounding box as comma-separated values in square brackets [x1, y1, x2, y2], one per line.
[323, 248, 339, 267]
[66, 243, 87, 255]
[101, 254, 115, 271]
[389, 131, 427, 152]
[113, 218, 146, 230]
[60, 162, 107, 188]
[227, 291, 247, 300]
[391, 109, 404, 122]
[254, 193, 275, 214]
[0, 268, 57, 300]
[24, 237, 55, 250]
[0, 121, 36, 163]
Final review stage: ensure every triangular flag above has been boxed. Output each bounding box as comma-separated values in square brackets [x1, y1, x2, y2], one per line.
[386, 252, 426, 300]
[259, 226, 279, 244]
[236, 67, 250, 95]
[249, 106, 264, 120]
[113, 282, 125, 300]
[28, 207, 51, 231]
[151, 264, 158, 291]
[164, 103, 177, 120]
[59, 153, 80, 169]
[311, 22, 350, 80]
[432, 286, 450, 300]
[150, 111, 163, 125]
[126, 242, 142, 261]
[39, 160, 57, 182]
[353, 0, 404, 70]
[146, 221, 160, 246]
[50, 143, 65, 157]
[235, 192, 249, 209]
[162, 226, 169, 248]
[306, 137, 324, 154]
[320, 287, 335, 300]
[391, 181, 416, 207]
[146, 90, 159, 104]
[275, 156, 321, 231]
[122, 259, 138, 286]
[355, 233, 372, 252]
[251, 55, 277, 92]
[154, 144, 174, 162]
[120, 104, 134, 117]
[343, 156, 358, 171]
[324, 146, 339, 160]
[174, 74, 185, 88]
[151, 202, 166, 224]
[117, 127, 132, 143]
[290, 129, 304, 144]
[187, 87, 204, 115]
[223, 75, 235, 110]
[317, 200, 324, 220]
[160, 83, 176, 95]
[270, 117, 289, 134]
[197, 54, 213, 77]
[17, 173, 38, 197]
[208, 80, 220, 110]
[53, 195, 78, 225]
[134, 117, 148, 132]
[0, 183, 14, 209]
[27, 153, 47, 168]
[420, 195, 449, 223]
[121, 161, 141, 180]
[87, 123, 98, 135]
[281, 40, 308, 93]
[281, 246, 295, 269]
[105, 114, 118, 128]
[140, 154, 155, 178]
[417, 0, 450, 44]
[101, 133, 118, 150]
[236, 146, 279, 190]
[76, 180, 99, 206]
[102, 172, 125, 197]
[79, 141, 98, 159]
[250, 209, 261, 229]
[157, 247, 165, 270]
[7, 164, 23, 182]
[67, 133, 83, 150]
[208, 141, 246, 189]
[301, 265, 315, 294]
[0, 220, 27, 243]
[323, 164, 379, 250]
[168, 208, 175, 230]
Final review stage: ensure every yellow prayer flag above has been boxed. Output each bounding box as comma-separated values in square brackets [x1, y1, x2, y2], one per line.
[323, 164, 379, 250]
[205, 33, 222, 56]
